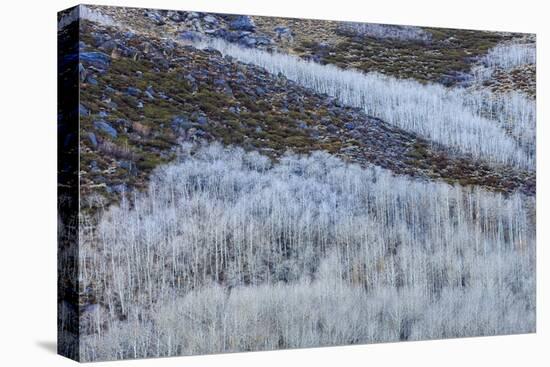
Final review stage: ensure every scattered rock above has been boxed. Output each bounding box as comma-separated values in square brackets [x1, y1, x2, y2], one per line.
[167, 11, 184, 22]
[203, 47, 223, 57]
[203, 15, 219, 26]
[98, 40, 117, 53]
[80, 51, 110, 71]
[180, 31, 202, 42]
[120, 161, 136, 175]
[79, 63, 87, 82]
[229, 106, 241, 115]
[172, 115, 193, 131]
[144, 90, 155, 100]
[196, 115, 208, 125]
[229, 16, 255, 32]
[79, 104, 90, 116]
[104, 86, 116, 94]
[184, 73, 197, 88]
[89, 160, 99, 173]
[191, 19, 204, 33]
[241, 36, 257, 47]
[186, 12, 199, 20]
[214, 78, 227, 88]
[144, 10, 165, 26]
[91, 33, 110, 48]
[255, 36, 273, 46]
[274, 26, 293, 41]
[93, 120, 118, 138]
[126, 86, 142, 96]
[326, 124, 338, 133]
[85, 75, 98, 85]
[76, 14, 535, 206]
[88, 132, 98, 148]
[255, 87, 266, 96]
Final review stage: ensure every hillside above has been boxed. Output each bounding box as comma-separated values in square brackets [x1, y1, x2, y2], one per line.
[58, 5, 536, 362]
[87, 5, 533, 87]
[74, 7, 534, 215]
[79, 144, 535, 361]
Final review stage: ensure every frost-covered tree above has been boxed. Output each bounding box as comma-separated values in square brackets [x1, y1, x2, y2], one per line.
[470, 41, 536, 84]
[79, 144, 535, 361]
[483, 42, 536, 70]
[336, 22, 432, 43]
[196, 38, 534, 170]
[462, 89, 536, 159]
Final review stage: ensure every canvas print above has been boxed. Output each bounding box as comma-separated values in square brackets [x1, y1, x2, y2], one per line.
[57, 4, 536, 362]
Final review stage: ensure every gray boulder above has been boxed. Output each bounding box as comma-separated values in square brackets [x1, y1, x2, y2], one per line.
[144, 11, 165, 25]
[203, 15, 219, 26]
[186, 12, 199, 20]
[87, 132, 98, 149]
[255, 36, 273, 46]
[172, 115, 193, 131]
[126, 87, 142, 96]
[326, 124, 338, 134]
[167, 11, 184, 22]
[98, 40, 117, 53]
[80, 51, 110, 71]
[79, 104, 90, 116]
[240, 36, 257, 47]
[229, 16, 255, 32]
[274, 26, 293, 41]
[179, 31, 202, 42]
[78, 63, 86, 82]
[85, 75, 98, 85]
[93, 120, 117, 138]
[196, 115, 208, 125]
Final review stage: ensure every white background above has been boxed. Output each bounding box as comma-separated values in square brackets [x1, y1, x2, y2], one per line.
[0, 0, 547, 365]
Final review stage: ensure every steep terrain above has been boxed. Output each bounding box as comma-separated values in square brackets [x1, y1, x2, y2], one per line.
[89, 5, 525, 86]
[77, 10, 534, 215]
[79, 145, 535, 361]
[57, 5, 536, 362]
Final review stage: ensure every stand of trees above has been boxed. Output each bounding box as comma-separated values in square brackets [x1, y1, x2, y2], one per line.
[79, 144, 535, 361]
[483, 42, 536, 70]
[199, 38, 535, 170]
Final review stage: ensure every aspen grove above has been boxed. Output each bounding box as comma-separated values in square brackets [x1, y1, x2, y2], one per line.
[64, 6, 537, 362]
[196, 38, 535, 170]
[78, 144, 535, 361]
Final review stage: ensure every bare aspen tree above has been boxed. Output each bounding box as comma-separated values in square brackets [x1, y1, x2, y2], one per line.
[196, 38, 535, 170]
[79, 144, 535, 360]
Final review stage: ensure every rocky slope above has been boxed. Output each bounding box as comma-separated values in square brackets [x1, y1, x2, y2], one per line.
[87, 5, 526, 86]
[75, 15, 534, 216]
[470, 36, 536, 97]
[486, 64, 536, 97]
[57, 7, 537, 362]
